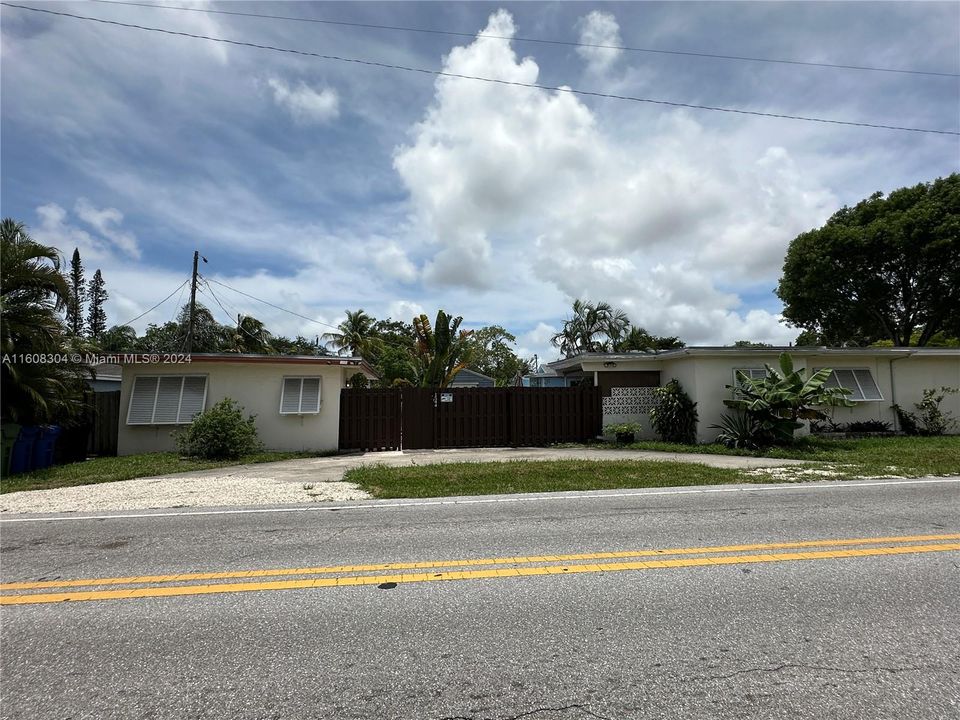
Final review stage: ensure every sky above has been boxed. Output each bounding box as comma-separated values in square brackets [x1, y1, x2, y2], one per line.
[2, 1, 958, 362]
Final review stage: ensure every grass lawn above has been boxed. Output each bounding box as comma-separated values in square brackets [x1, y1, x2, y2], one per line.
[347, 436, 960, 499]
[347, 459, 745, 499]
[1, 451, 334, 494]
[609, 436, 960, 478]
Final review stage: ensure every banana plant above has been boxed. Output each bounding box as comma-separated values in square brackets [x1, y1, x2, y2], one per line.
[412, 310, 475, 388]
[720, 352, 854, 444]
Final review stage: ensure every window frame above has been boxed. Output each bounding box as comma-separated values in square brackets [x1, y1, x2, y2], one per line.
[731, 367, 767, 388]
[815, 367, 884, 402]
[126, 374, 209, 425]
[279, 376, 322, 415]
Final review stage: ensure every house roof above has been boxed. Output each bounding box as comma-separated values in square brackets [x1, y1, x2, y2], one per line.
[453, 368, 495, 381]
[548, 346, 960, 372]
[112, 352, 378, 376]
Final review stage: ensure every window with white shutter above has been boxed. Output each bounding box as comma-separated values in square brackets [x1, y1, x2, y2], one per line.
[279, 377, 322, 414]
[126, 375, 208, 424]
[817, 368, 883, 401]
[732, 367, 767, 387]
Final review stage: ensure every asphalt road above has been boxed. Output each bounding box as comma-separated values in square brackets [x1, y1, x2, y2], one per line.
[2, 477, 959, 720]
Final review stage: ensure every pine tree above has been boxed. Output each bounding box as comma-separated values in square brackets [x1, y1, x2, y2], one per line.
[65, 248, 86, 335]
[86, 269, 108, 341]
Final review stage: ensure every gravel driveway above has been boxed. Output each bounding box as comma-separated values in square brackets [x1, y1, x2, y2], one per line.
[0, 447, 804, 514]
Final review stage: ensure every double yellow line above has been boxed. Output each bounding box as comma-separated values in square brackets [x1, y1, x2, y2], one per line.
[2, 533, 958, 606]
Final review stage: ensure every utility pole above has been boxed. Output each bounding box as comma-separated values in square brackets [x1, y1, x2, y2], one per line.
[185, 250, 203, 353]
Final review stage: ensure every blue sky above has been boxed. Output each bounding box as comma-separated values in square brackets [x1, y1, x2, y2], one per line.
[2, 1, 958, 360]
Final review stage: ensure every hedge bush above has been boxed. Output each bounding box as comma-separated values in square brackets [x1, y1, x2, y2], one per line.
[649, 379, 698, 444]
[174, 398, 263, 460]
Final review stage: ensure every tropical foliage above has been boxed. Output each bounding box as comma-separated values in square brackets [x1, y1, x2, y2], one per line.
[712, 353, 854, 447]
[649, 379, 699, 444]
[412, 310, 475, 387]
[0, 219, 91, 424]
[893, 386, 959, 436]
[322, 309, 378, 357]
[552, 299, 685, 357]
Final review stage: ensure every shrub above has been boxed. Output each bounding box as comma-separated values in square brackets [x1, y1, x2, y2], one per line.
[894, 387, 959, 436]
[845, 419, 892, 433]
[348, 372, 369, 389]
[603, 422, 641, 443]
[649, 379, 698, 444]
[712, 412, 765, 450]
[174, 398, 263, 460]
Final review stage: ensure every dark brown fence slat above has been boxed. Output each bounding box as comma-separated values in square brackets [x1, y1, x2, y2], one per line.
[340, 385, 603, 452]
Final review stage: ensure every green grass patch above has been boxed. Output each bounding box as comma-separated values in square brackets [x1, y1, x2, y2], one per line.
[602, 436, 960, 478]
[348, 459, 752, 499]
[1, 450, 336, 494]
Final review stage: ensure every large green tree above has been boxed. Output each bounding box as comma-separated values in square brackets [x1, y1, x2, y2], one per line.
[65, 248, 85, 336]
[777, 174, 960, 346]
[1, 219, 91, 423]
[467, 325, 530, 386]
[86, 269, 108, 341]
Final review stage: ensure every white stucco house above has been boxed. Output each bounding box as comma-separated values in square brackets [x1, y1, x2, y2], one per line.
[548, 347, 960, 443]
[117, 354, 377, 456]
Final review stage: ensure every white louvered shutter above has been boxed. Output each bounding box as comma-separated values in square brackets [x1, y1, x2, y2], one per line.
[128, 376, 159, 424]
[178, 376, 207, 422]
[852, 369, 882, 400]
[280, 378, 302, 414]
[300, 378, 321, 413]
[152, 376, 182, 423]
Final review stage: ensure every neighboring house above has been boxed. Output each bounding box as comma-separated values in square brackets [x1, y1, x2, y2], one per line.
[523, 365, 573, 388]
[548, 347, 960, 443]
[88, 363, 122, 393]
[448, 368, 496, 388]
[117, 354, 377, 456]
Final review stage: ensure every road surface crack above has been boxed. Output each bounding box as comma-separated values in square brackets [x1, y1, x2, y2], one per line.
[703, 662, 939, 680]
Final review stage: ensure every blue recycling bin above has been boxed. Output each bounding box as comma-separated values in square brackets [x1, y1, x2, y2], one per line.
[9, 426, 40, 475]
[31, 425, 62, 471]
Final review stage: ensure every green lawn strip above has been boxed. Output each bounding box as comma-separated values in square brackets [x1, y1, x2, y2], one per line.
[595, 436, 960, 479]
[346, 459, 787, 499]
[1, 451, 334, 494]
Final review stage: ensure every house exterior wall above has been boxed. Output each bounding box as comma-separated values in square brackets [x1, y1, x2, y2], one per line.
[117, 362, 345, 455]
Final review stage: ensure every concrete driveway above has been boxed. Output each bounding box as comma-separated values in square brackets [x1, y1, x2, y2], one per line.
[0, 447, 806, 515]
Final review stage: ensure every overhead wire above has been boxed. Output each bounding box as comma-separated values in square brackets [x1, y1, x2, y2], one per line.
[115, 277, 190, 327]
[86, 0, 959, 78]
[3, 3, 956, 136]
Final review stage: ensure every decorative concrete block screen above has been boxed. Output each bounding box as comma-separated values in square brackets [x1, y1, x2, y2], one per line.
[602, 386, 658, 415]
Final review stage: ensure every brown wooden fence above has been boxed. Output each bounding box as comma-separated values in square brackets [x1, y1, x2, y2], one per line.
[90, 391, 121, 457]
[339, 388, 402, 451]
[339, 386, 601, 451]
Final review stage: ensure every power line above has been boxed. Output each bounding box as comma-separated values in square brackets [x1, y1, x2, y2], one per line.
[199, 279, 272, 346]
[4, 3, 957, 136]
[87, 0, 959, 78]
[115, 277, 190, 327]
[205, 277, 340, 331]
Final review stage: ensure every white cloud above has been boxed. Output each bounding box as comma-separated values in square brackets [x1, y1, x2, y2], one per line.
[267, 78, 339, 125]
[393, 10, 838, 345]
[74, 198, 140, 259]
[371, 240, 418, 284]
[387, 300, 425, 321]
[576, 11, 624, 73]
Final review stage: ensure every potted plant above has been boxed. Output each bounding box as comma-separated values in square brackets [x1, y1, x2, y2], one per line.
[604, 422, 642, 444]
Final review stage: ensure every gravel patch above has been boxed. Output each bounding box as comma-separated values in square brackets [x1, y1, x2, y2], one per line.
[0, 473, 370, 514]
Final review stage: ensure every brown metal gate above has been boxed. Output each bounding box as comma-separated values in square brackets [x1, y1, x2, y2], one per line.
[339, 386, 601, 451]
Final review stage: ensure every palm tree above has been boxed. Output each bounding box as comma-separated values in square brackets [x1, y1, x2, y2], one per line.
[99, 324, 138, 352]
[322, 309, 378, 357]
[227, 315, 274, 354]
[412, 310, 474, 387]
[551, 299, 631, 357]
[1, 218, 91, 423]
